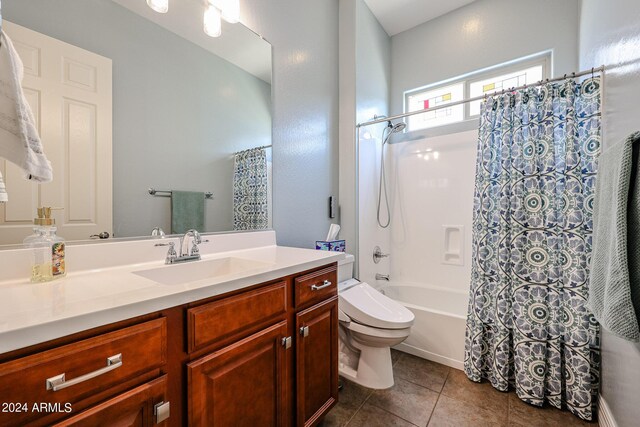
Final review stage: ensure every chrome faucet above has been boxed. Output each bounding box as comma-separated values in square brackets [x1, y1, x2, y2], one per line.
[151, 227, 165, 238]
[180, 229, 202, 260]
[162, 229, 202, 264]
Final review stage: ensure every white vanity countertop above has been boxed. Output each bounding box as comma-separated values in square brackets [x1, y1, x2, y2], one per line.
[0, 241, 343, 354]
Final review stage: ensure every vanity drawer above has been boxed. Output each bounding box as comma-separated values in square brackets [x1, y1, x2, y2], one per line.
[295, 265, 338, 308]
[187, 280, 288, 353]
[0, 318, 166, 427]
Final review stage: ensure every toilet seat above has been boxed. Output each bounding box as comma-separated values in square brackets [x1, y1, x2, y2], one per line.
[345, 318, 411, 339]
[339, 282, 414, 330]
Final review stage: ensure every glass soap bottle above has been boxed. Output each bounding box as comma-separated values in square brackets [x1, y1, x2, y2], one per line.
[23, 224, 53, 283]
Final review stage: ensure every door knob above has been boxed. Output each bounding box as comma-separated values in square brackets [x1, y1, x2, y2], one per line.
[90, 232, 110, 239]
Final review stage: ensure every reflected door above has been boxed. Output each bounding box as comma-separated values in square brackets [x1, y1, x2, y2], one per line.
[0, 21, 112, 244]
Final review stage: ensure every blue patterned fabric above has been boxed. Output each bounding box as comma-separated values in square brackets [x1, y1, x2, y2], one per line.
[464, 78, 602, 421]
[233, 147, 269, 230]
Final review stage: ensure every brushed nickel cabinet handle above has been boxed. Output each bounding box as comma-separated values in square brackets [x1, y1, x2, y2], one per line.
[154, 401, 171, 424]
[45, 353, 122, 392]
[281, 336, 292, 349]
[300, 326, 309, 337]
[311, 280, 332, 291]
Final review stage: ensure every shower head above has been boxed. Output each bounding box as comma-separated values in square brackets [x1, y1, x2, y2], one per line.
[390, 122, 406, 133]
[382, 121, 406, 146]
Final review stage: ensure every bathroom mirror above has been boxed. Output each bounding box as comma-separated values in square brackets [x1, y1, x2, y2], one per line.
[0, 0, 272, 246]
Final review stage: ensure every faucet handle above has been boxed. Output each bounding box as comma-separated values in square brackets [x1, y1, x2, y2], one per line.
[165, 242, 177, 264]
[190, 240, 200, 257]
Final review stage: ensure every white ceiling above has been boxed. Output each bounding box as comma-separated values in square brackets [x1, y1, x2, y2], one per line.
[110, 0, 271, 83]
[364, 0, 478, 36]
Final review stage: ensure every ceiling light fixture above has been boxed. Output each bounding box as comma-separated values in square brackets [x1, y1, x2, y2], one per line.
[212, 0, 240, 24]
[146, 0, 240, 38]
[204, 4, 222, 37]
[146, 0, 169, 14]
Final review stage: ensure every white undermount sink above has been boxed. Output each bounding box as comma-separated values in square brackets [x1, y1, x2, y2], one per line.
[132, 257, 273, 285]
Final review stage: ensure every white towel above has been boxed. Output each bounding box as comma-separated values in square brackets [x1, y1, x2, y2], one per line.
[0, 171, 7, 202]
[0, 30, 52, 183]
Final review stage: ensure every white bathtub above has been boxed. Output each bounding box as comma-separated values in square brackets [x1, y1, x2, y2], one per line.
[381, 284, 468, 370]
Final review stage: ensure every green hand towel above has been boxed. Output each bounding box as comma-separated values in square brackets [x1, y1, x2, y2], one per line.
[171, 191, 205, 235]
[588, 131, 640, 342]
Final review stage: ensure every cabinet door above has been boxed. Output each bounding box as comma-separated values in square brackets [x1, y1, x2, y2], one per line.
[296, 297, 338, 427]
[52, 375, 169, 427]
[188, 321, 289, 427]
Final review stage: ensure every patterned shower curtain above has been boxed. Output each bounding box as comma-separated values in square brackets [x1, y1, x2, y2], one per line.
[464, 77, 601, 421]
[233, 147, 269, 230]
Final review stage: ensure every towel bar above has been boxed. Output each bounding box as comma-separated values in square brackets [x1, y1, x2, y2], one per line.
[148, 188, 213, 199]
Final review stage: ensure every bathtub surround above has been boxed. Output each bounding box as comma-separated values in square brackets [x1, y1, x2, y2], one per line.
[465, 78, 602, 421]
[589, 131, 640, 342]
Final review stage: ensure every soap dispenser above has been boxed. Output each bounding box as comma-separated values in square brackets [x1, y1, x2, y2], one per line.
[23, 207, 67, 281]
[23, 210, 53, 282]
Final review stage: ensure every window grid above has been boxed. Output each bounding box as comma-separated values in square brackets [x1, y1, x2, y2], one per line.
[404, 56, 549, 132]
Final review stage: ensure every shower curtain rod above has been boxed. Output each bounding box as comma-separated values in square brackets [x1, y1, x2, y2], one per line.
[234, 145, 272, 155]
[356, 65, 606, 128]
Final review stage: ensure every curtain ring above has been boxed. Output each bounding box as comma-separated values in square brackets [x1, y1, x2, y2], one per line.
[591, 67, 595, 79]
[571, 71, 576, 79]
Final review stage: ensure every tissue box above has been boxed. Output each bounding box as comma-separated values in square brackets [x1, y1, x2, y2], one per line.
[315, 240, 346, 252]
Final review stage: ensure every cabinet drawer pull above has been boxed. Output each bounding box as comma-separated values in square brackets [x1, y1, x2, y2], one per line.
[311, 280, 332, 291]
[281, 336, 292, 349]
[300, 326, 309, 337]
[45, 353, 123, 392]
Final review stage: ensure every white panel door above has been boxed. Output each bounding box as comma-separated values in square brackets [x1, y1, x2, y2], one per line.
[0, 21, 112, 244]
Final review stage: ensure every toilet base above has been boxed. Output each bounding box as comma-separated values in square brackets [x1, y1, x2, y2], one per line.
[338, 342, 394, 390]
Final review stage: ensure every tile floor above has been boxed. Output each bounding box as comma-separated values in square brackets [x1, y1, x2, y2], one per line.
[321, 350, 596, 427]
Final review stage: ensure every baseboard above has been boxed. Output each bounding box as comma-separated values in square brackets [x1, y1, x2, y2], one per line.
[393, 343, 464, 370]
[599, 395, 618, 427]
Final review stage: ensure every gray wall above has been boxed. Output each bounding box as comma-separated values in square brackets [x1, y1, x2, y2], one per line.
[339, 0, 391, 266]
[4, 0, 272, 238]
[240, 0, 339, 248]
[580, 1, 640, 425]
[390, 0, 580, 117]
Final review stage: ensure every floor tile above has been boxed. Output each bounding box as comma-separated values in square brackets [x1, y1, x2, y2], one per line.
[394, 353, 450, 392]
[429, 394, 507, 427]
[507, 392, 596, 426]
[346, 402, 417, 427]
[367, 376, 439, 426]
[391, 348, 402, 365]
[441, 369, 509, 416]
[320, 378, 373, 427]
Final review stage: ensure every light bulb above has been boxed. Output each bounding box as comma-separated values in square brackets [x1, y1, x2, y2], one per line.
[147, 0, 168, 13]
[204, 5, 222, 37]
[211, 0, 240, 23]
[221, 0, 240, 23]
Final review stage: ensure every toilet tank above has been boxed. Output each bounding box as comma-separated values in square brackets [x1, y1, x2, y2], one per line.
[338, 254, 355, 284]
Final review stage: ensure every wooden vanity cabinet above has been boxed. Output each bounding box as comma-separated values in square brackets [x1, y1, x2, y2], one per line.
[296, 297, 339, 427]
[187, 322, 289, 426]
[52, 375, 170, 427]
[0, 262, 338, 427]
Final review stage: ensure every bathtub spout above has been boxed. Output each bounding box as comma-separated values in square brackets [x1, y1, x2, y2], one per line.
[375, 273, 390, 281]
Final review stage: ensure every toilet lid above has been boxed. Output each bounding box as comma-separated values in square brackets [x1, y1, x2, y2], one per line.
[339, 282, 414, 329]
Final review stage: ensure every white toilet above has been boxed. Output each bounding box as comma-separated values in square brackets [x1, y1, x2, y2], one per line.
[337, 254, 415, 389]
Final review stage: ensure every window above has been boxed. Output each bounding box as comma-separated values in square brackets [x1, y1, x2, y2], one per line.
[404, 54, 550, 132]
[406, 83, 464, 131]
[468, 65, 544, 116]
